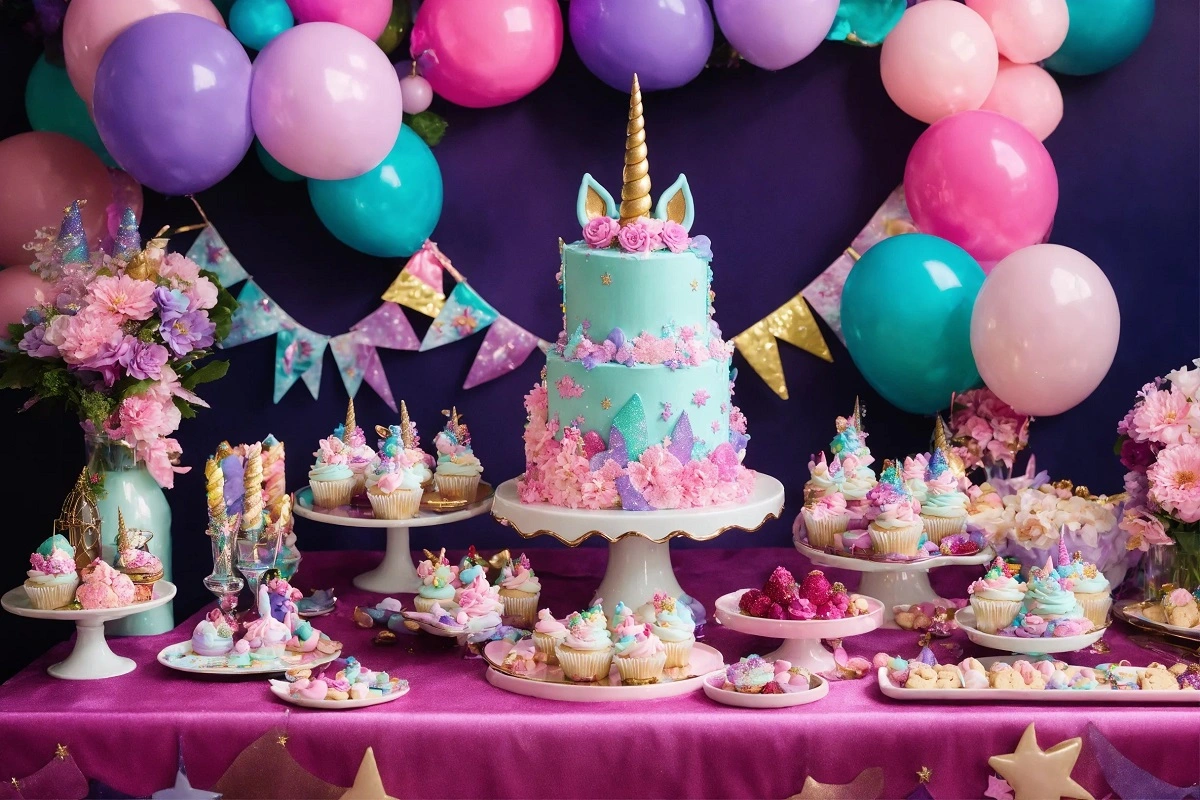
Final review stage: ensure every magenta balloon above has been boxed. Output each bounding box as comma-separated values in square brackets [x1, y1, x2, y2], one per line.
[0, 267, 53, 328]
[713, 0, 838, 71]
[410, 0, 563, 108]
[971, 244, 1120, 416]
[63, 0, 225, 106]
[285, 0, 390, 39]
[905, 110, 1058, 263]
[94, 14, 253, 196]
[252, 22, 403, 180]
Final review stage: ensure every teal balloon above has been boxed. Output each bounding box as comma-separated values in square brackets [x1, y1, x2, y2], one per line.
[1043, 0, 1154, 76]
[24, 55, 114, 166]
[255, 140, 303, 181]
[308, 125, 443, 258]
[230, 0, 294, 51]
[841, 233, 985, 414]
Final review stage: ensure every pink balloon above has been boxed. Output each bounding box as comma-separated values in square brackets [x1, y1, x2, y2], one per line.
[971, 244, 1120, 416]
[63, 0, 225, 106]
[905, 110, 1058, 263]
[410, 0, 563, 108]
[0, 267, 53, 329]
[965, 0, 1068, 64]
[880, 0, 998, 124]
[980, 59, 1063, 141]
[399, 74, 434, 115]
[0, 132, 112, 268]
[286, 0, 391, 40]
[251, 22, 403, 180]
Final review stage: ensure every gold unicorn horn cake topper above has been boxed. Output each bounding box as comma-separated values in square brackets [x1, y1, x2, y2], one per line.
[619, 73, 651, 226]
[400, 400, 415, 449]
[344, 398, 357, 443]
[852, 396, 864, 431]
[116, 508, 128, 551]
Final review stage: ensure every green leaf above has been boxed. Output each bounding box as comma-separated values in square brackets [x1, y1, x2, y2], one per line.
[117, 378, 157, 398]
[173, 395, 197, 419]
[181, 359, 229, 390]
[7, 323, 28, 343]
[1113, 435, 1127, 457]
[203, 269, 239, 345]
[78, 390, 117, 427]
[406, 111, 448, 147]
[38, 368, 71, 398]
[0, 353, 49, 390]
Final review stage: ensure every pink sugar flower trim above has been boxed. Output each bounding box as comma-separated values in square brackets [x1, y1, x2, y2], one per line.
[555, 375, 584, 399]
[693, 389, 710, 407]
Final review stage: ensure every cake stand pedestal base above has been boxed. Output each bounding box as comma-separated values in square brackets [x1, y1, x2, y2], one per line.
[50, 619, 136, 680]
[764, 637, 838, 673]
[352, 527, 423, 594]
[593, 536, 687, 613]
[857, 570, 941, 623]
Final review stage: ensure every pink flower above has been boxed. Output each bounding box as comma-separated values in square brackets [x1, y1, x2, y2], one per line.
[88, 274, 156, 320]
[555, 375, 584, 399]
[581, 216, 619, 248]
[58, 306, 123, 366]
[1119, 438, 1155, 473]
[627, 445, 684, 509]
[580, 475, 619, 509]
[692, 389, 710, 407]
[1131, 386, 1199, 446]
[1166, 359, 1200, 401]
[616, 221, 651, 253]
[641, 218, 664, 250]
[1147, 443, 1200, 522]
[660, 221, 690, 253]
[1119, 509, 1172, 551]
[678, 459, 719, 508]
[119, 393, 173, 443]
[159, 252, 201, 284]
[185, 276, 218, 310]
[135, 437, 188, 489]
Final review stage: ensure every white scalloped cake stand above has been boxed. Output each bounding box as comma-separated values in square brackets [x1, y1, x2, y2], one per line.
[795, 539, 994, 629]
[491, 473, 785, 616]
[1, 581, 176, 680]
[713, 589, 883, 672]
[293, 486, 494, 594]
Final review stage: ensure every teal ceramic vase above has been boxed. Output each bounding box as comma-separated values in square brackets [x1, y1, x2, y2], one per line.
[86, 435, 174, 635]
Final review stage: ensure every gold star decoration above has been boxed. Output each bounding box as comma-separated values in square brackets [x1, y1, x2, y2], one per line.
[916, 766, 932, 784]
[276, 733, 289, 747]
[601, 272, 612, 286]
[11, 778, 20, 790]
[791, 767, 884, 800]
[690, 279, 699, 291]
[340, 748, 396, 800]
[55, 743, 68, 760]
[988, 723, 1094, 800]
[560, 303, 567, 314]
[601, 398, 612, 410]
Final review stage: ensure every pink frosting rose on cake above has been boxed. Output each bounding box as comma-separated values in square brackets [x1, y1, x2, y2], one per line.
[660, 220, 690, 253]
[582, 216, 620, 248]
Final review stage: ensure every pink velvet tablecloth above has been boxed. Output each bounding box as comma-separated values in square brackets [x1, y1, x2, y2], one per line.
[0, 547, 1197, 799]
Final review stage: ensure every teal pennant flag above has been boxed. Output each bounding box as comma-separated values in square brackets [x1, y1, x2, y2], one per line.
[274, 323, 329, 402]
[224, 280, 289, 348]
[187, 225, 249, 288]
[419, 282, 499, 351]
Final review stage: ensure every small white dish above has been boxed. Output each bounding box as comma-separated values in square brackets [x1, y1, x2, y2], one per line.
[955, 608, 1107, 655]
[268, 679, 410, 709]
[157, 640, 341, 676]
[1118, 600, 1200, 642]
[701, 670, 829, 708]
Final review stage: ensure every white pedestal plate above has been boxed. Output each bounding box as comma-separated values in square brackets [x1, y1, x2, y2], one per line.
[1, 581, 176, 680]
[293, 486, 494, 594]
[491, 474, 785, 616]
[794, 539, 993, 629]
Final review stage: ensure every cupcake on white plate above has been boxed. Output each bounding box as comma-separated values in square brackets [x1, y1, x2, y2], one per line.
[308, 435, 355, 509]
[968, 557, 1027, 633]
[865, 460, 924, 557]
[532, 609, 568, 664]
[920, 449, 969, 543]
[613, 621, 667, 685]
[494, 553, 541, 626]
[828, 403, 877, 519]
[414, 550, 459, 613]
[335, 399, 375, 496]
[366, 447, 426, 521]
[24, 536, 79, 610]
[801, 490, 849, 550]
[1056, 542, 1112, 628]
[644, 592, 697, 668]
[902, 453, 929, 505]
[433, 408, 483, 501]
[802, 452, 841, 504]
[555, 610, 614, 682]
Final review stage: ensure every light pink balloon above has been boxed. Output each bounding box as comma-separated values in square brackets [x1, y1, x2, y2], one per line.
[0, 267, 53, 328]
[410, 0, 563, 109]
[251, 22, 403, 180]
[399, 74, 434, 115]
[286, 0, 391, 40]
[880, 0, 998, 124]
[63, 0, 225, 106]
[0, 132, 112, 268]
[905, 110, 1058, 263]
[971, 244, 1120, 416]
[981, 59, 1063, 141]
[965, 0, 1068, 64]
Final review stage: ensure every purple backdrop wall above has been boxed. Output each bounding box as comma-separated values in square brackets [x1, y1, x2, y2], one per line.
[0, 4, 1196, 676]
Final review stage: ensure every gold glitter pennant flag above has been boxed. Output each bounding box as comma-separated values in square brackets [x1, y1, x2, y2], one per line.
[767, 292, 832, 363]
[734, 321, 789, 399]
[380, 268, 445, 317]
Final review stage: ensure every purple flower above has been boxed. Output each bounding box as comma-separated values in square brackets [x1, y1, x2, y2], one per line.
[77, 337, 128, 388]
[117, 336, 169, 381]
[689, 235, 713, 259]
[19, 325, 58, 358]
[160, 310, 216, 356]
[153, 287, 189, 316]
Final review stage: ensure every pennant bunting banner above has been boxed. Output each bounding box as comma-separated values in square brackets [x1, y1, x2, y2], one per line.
[188, 225, 249, 288]
[274, 322, 329, 402]
[420, 282, 500, 351]
[329, 331, 370, 399]
[464, 316, 546, 389]
[226, 280, 288, 347]
[380, 240, 449, 317]
[733, 292, 832, 400]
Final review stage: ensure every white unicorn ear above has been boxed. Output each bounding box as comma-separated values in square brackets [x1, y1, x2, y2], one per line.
[577, 174, 617, 227]
[654, 174, 694, 232]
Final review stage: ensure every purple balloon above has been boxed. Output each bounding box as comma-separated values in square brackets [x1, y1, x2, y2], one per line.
[569, 0, 714, 91]
[713, 0, 838, 70]
[94, 13, 253, 196]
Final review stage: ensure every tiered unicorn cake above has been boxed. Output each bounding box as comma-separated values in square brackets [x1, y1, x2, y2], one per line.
[519, 76, 753, 511]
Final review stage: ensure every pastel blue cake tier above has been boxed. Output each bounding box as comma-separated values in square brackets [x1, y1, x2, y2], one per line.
[546, 351, 732, 454]
[563, 242, 711, 344]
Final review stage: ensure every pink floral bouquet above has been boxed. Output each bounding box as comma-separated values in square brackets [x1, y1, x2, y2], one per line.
[0, 204, 236, 488]
[1114, 359, 1200, 592]
[950, 388, 1031, 478]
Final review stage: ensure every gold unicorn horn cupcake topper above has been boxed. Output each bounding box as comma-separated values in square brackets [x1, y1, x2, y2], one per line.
[344, 398, 357, 443]
[619, 73, 651, 226]
[400, 400, 415, 449]
[853, 396, 864, 431]
[116, 508, 129, 551]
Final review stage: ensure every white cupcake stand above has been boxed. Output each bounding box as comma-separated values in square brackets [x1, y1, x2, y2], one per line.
[293, 486, 494, 594]
[491, 474, 785, 617]
[1, 581, 176, 680]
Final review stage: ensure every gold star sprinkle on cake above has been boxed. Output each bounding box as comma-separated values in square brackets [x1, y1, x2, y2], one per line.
[601, 398, 612, 410]
[690, 279, 699, 291]
[601, 272, 612, 286]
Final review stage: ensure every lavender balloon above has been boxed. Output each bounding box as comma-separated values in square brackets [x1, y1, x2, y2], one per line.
[569, 0, 714, 91]
[93, 14, 252, 196]
[713, 0, 838, 71]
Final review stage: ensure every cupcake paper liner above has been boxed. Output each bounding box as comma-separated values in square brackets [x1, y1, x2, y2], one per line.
[436, 473, 480, 502]
[414, 595, 454, 614]
[368, 487, 422, 520]
[970, 597, 1024, 633]
[1076, 592, 1113, 628]
[310, 477, 356, 509]
[662, 638, 694, 669]
[532, 631, 565, 664]
[802, 508, 849, 550]
[23, 579, 78, 610]
[616, 652, 668, 685]
[868, 522, 924, 557]
[555, 644, 614, 682]
[499, 592, 539, 627]
[921, 514, 966, 544]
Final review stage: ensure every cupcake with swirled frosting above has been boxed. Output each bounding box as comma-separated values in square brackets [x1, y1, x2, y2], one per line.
[433, 410, 483, 501]
[902, 454, 929, 504]
[801, 490, 849, 550]
[367, 450, 426, 520]
[968, 557, 1026, 633]
[865, 460, 923, 556]
[919, 449, 968, 543]
[803, 452, 841, 504]
[24, 538, 79, 610]
[532, 609, 568, 664]
[495, 553, 540, 626]
[309, 436, 355, 509]
[1022, 559, 1089, 628]
[613, 622, 667, 685]
[645, 591, 697, 668]
[555, 610, 614, 682]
